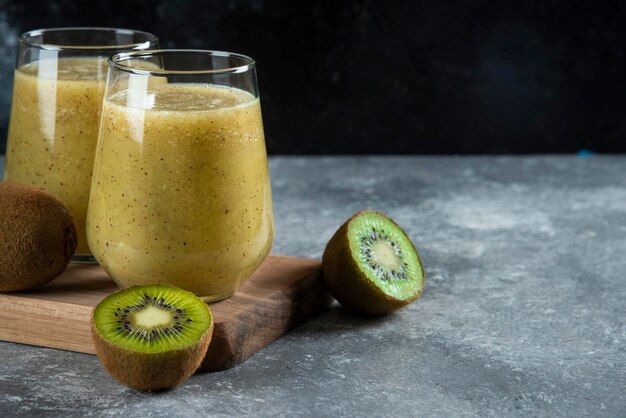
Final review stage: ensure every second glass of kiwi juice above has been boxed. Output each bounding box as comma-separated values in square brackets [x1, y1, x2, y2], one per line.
[4, 28, 158, 262]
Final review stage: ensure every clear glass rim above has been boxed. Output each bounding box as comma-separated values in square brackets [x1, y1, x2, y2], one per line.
[19, 27, 158, 51]
[109, 49, 256, 76]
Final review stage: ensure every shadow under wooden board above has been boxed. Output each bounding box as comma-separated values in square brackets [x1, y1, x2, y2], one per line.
[0, 255, 332, 372]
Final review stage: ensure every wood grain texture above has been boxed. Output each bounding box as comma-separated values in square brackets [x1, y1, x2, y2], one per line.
[0, 255, 332, 371]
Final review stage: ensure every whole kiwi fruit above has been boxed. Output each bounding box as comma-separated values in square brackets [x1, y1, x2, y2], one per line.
[91, 284, 214, 391]
[0, 182, 77, 291]
[322, 210, 425, 315]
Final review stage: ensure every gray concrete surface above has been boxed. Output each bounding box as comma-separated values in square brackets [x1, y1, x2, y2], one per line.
[0, 156, 624, 417]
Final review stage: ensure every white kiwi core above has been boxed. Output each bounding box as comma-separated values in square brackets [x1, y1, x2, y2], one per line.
[372, 241, 401, 269]
[133, 306, 173, 328]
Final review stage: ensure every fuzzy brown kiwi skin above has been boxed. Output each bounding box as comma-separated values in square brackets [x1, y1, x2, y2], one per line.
[322, 210, 425, 316]
[0, 182, 77, 292]
[91, 312, 214, 391]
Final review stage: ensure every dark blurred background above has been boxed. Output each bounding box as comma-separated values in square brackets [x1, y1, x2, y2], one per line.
[0, 0, 625, 154]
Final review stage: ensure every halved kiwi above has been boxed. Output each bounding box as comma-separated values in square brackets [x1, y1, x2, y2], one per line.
[91, 284, 213, 391]
[322, 211, 425, 315]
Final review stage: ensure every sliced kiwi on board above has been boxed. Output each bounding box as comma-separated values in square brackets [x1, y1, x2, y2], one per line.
[322, 211, 425, 315]
[91, 284, 213, 391]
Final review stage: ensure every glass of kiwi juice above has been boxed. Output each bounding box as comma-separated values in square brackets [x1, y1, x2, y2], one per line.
[4, 27, 159, 263]
[86, 50, 275, 301]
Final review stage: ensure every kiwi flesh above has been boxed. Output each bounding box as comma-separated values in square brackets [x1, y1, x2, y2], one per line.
[91, 284, 213, 391]
[322, 211, 425, 315]
[0, 182, 77, 291]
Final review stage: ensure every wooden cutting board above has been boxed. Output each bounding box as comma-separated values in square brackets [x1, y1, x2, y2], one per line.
[0, 255, 332, 372]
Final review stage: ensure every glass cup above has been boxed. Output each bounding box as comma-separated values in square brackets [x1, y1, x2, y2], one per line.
[4, 27, 159, 262]
[86, 50, 275, 301]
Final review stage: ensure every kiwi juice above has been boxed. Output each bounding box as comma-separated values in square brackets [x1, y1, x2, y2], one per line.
[87, 83, 274, 300]
[5, 58, 107, 256]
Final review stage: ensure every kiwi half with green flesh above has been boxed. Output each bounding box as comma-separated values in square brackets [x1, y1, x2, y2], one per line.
[0, 182, 77, 291]
[91, 284, 213, 391]
[322, 211, 425, 315]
